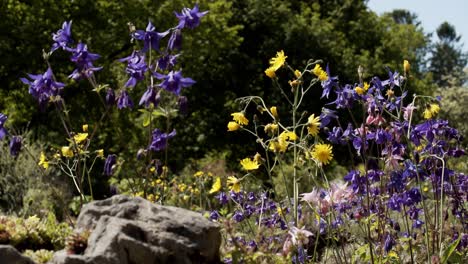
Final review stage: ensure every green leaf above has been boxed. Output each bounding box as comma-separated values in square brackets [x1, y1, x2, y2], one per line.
[441, 235, 461, 263]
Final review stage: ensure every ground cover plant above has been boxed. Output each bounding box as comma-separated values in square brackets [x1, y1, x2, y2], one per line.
[0, 2, 467, 264]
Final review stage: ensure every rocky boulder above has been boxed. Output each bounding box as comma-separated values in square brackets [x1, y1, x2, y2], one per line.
[0, 245, 35, 264]
[50, 195, 221, 264]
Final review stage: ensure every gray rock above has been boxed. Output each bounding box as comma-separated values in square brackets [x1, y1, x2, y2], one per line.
[0, 245, 35, 264]
[50, 195, 221, 264]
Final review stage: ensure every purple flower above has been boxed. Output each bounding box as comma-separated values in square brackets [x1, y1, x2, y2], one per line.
[209, 210, 220, 221]
[384, 234, 395, 252]
[0, 114, 8, 140]
[148, 129, 176, 152]
[139, 87, 160, 107]
[68, 42, 102, 80]
[104, 154, 117, 176]
[175, 4, 208, 29]
[9, 136, 22, 157]
[116, 90, 134, 109]
[178, 96, 188, 115]
[233, 210, 244, 222]
[119, 51, 148, 88]
[168, 29, 182, 50]
[105, 88, 116, 106]
[131, 21, 169, 52]
[157, 54, 179, 71]
[216, 192, 229, 205]
[153, 70, 195, 95]
[51, 21, 73, 52]
[320, 107, 338, 127]
[20, 68, 65, 109]
[321, 64, 338, 99]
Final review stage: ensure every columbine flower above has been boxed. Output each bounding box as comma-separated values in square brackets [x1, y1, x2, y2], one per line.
[231, 112, 249, 126]
[240, 157, 260, 171]
[103, 154, 117, 176]
[51, 21, 73, 52]
[116, 90, 134, 109]
[105, 88, 116, 106]
[38, 152, 49, 169]
[289, 227, 314, 247]
[131, 21, 169, 52]
[61, 146, 74, 158]
[209, 177, 222, 194]
[175, 4, 208, 29]
[307, 114, 321, 136]
[227, 176, 241, 193]
[68, 42, 102, 80]
[119, 51, 148, 88]
[20, 68, 65, 109]
[269, 50, 287, 71]
[153, 70, 195, 96]
[9, 136, 22, 157]
[148, 129, 176, 152]
[227, 121, 240, 131]
[311, 143, 333, 165]
[178, 96, 188, 115]
[139, 87, 160, 108]
[157, 53, 179, 71]
[0, 114, 8, 140]
[168, 29, 182, 50]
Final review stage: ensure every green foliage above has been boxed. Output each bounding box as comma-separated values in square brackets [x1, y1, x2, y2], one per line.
[0, 133, 72, 218]
[0, 213, 72, 251]
[23, 249, 54, 264]
[429, 22, 467, 87]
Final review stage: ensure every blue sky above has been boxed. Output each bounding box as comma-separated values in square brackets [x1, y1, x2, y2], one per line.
[368, 0, 468, 52]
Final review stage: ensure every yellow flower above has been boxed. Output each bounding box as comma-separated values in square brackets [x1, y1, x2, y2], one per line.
[194, 171, 204, 177]
[404, 60, 410, 73]
[73, 133, 88, 144]
[312, 64, 328, 81]
[227, 176, 241, 193]
[240, 157, 260, 171]
[270, 106, 278, 119]
[279, 131, 297, 141]
[82, 124, 88, 132]
[355, 86, 365, 95]
[231, 112, 249, 125]
[311, 143, 333, 165]
[363, 82, 370, 91]
[209, 177, 222, 194]
[227, 121, 240, 131]
[264, 123, 278, 134]
[96, 149, 104, 158]
[294, 69, 301, 78]
[423, 103, 440, 119]
[253, 152, 262, 163]
[307, 114, 321, 136]
[265, 67, 276, 78]
[386, 89, 395, 97]
[269, 50, 287, 71]
[38, 152, 49, 169]
[61, 146, 74, 158]
[268, 139, 288, 153]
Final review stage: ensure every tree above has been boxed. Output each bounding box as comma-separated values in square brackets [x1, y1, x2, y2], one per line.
[429, 22, 467, 87]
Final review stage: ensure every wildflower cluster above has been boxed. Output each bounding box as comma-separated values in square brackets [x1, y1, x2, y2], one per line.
[226, 51, 467, 262]
[16, 4, 207, 205]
